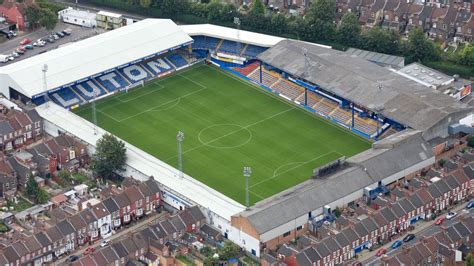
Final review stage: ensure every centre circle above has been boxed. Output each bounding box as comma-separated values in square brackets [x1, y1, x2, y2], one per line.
[198, 124, 252, 149]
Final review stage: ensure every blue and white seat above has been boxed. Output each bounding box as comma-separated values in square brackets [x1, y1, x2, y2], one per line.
[95, 71, 130, 92]
[167, 54, 187, 69]
[244, 45, 267, 58]
[219, 40, 242, 55]
[118, 64, 152, 83]
[71, 80, 107, 101]
[143, 58, 174, 76]
[50, 87, 82, 108]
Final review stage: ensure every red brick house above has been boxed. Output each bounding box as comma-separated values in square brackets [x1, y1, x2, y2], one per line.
[0, 0, 34, 30]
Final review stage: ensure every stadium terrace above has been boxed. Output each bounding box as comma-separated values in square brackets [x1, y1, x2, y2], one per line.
[2, 18, 473, 258]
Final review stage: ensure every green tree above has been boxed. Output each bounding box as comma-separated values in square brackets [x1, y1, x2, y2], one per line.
[304, 0, 336, 41]
[337, 12, 360, 46]
[25, 6, 43, 29]
[360, 27, 400, 54]
[270, 13, 287, 34]
[468, 136, 474, 148]
[218, 241, 240, 260]
[249, 0, 265, 16]
[405, 27, 439, 62]
[466, 253, 474, 266]
[91, 133, 127, 181]
[36, 188, 50, 204]
[460, 42, 474, 67]
[40, 8, 57, 30]
[26, 176, 39, 198]
[207, 0, 223, 22]
[139, 0, 153, 8]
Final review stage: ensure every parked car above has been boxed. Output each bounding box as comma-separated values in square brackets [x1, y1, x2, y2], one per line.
[11, 52, 20, 58]
[8, 30, 17, 37]
[62, 28, 72, 35]
[51, 34, 59, 40]
[33, 41, 45, 47]
[391, 240, 402, 249]
[375, 248, 387, 257]
[46, 37, 55, 43]
[19, 38, 31, 45]
[17, 46, 26, 52]
[56, 31, 65, 37]
[100, 239, 110, 247]
[14, 49, 24, 55]
[84, 246, 95, 255]
[403, 234, 416, 242]
[434, 216, 446, 225]
[447, 211, 457, 220]
[466, 201, 474, 209]
[24, 44, 33, 49]
[68, 255, 79, 262]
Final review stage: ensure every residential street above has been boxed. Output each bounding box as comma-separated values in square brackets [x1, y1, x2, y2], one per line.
[360, 202, 472, 265]
[54, 211, 166, 265]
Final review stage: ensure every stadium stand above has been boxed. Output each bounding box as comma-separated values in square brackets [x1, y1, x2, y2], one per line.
[243, 45, 268, 58]
[218, 40, 242, 55]
[192, 36, 220, 50]
[231, 62, 260, 77]
[143, 58, 174, 76]
[119, 65, 152, 83]
[230, 63, 388, 137]
[167, 54, 188, 69]
[72, 80, 107, 101]
[271, 79, 304, 100]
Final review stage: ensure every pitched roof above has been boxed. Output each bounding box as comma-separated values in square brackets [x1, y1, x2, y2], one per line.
[57, 219, 76, 236]
[124, 186, 144, 203]
[34, 231, 52, 247]
[102, 197, 120, 213]
[46, 226, 64, 242]
[90, 202, 110, 219]
[188, 206, 205, 222]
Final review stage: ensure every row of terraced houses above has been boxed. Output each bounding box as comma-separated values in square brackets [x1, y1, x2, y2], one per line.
[0, 176, 162, 265]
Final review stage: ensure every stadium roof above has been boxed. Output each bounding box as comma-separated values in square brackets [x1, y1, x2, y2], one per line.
[36, 103, 245, 221]
[179, 24, 284, 47]
[258, 40, 472, 131]
[235, 130, 434, 238]
[0, 19, 192, 99]
[345, 48, 405, 69]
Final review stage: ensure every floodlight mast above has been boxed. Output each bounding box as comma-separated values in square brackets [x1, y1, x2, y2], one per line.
[177, 131, 185, 178]
[243, 166, 252, 209]
[92, 91, 98, 135]
[302, 48, 310, 106]
[234, 17, 241, 56]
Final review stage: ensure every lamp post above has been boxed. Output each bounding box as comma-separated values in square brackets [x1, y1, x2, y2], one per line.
[243, 166, 251, 209]
[177, 131, 185, 178]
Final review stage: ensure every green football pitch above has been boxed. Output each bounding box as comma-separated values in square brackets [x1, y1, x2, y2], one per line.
[74, 64, 371, 205]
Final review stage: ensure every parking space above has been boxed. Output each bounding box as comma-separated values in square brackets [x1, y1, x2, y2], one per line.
[0, 21, 105, 65]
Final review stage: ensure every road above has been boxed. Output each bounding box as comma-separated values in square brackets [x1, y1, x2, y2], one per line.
[0, 22, 103, 65]
[360, 202, 473, 265]
[54, 211, 165, 265]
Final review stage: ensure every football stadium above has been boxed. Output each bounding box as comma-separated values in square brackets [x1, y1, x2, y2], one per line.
[0, 18, 473, 257]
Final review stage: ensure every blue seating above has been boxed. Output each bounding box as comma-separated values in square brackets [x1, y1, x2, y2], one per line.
[218, 40, 242, 55]
[192, 36, 220, 50]
[167, 54, 188, 69]
[72, 80, 107, 101]
[95, 71, 130, 92]
[50, 87, 82, 108]
[143, 58, 174, 76]
[244, 45, 267, 58]
[118, 64, 152, 83]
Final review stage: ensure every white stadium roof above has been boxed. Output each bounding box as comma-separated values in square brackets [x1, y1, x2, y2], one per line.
[0, 19, 192, 99]
[36, 103, 246, 220]
[179, 24, 284, 47]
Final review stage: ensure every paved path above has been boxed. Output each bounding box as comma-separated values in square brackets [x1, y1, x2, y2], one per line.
[54, 211, 166, 265]
[360, 202, 472, 265]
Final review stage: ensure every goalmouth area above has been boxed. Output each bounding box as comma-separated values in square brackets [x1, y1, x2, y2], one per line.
[74, 64, 371, 205]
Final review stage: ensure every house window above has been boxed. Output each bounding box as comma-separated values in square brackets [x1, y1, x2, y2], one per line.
[469, 28, 472, 34]
[297, 225, 303, 231]
[443, 24, 446, 30]
[283, 231, 291, 237]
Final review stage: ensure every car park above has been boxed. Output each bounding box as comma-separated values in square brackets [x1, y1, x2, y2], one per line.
[391, 240, 402, 249]
[19, 38, 31, 45]
[434, 216, 446, 225]
[403, 234, 415, 242]
[375, 248, 387, 257]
